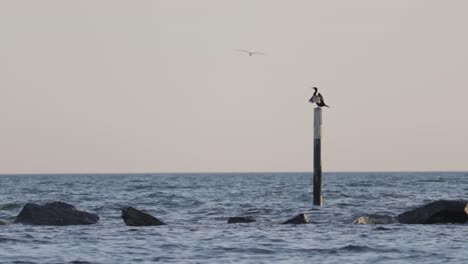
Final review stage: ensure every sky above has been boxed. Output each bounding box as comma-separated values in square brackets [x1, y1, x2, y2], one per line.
[1, 1, 467, 174]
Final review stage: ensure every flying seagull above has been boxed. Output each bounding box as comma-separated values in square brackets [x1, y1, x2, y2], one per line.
[234, 49, 266, 56]
[308, 87, 330, 108]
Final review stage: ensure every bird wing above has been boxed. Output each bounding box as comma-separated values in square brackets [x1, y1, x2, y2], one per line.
[234, 50, 266, 55]
[309, 95, 318, 103]
[317, 93, 325, 103]
[318, 93, 329, 107]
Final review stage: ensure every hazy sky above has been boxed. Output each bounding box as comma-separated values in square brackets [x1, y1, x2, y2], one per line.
[1, 1, 467, 173]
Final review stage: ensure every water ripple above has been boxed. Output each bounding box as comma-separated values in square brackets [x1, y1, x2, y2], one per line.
[0, 172, 467, 263]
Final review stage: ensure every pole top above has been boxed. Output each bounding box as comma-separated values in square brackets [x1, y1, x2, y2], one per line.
[314, 107, 322, 129]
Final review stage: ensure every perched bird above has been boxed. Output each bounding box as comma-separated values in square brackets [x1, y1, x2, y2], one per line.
[308, 87, 329, 108]
[234, 49, 266, 56]
[308, 87, 319, 104]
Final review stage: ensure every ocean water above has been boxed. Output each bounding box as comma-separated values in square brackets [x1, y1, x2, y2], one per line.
[0, 172, 467, 264]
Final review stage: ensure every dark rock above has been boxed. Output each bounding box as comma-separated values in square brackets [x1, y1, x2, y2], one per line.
[282, 213, 308, 224]
[227, 216, 256, 224]
[14, 201, 99, 226]
[397, 200, 468, 224]
[0, 220, 6, 225]
[121, 207, 166, 226]
[353, 214, 398, 224]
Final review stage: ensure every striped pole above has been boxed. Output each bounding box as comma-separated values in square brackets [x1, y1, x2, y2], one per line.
[313, 107, 322, 206]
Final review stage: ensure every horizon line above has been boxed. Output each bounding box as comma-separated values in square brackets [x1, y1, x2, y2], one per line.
[0, 170, 467, 176]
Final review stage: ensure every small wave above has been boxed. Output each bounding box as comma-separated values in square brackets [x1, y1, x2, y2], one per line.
[381, 192, 410, 199]
[0, 202, 23, 211]
[311, 245, 402, 254]
[335, 202, 352, 207]
[245, 208, 274, 215]
[340, 245, 401, 253]
[147, 191, 170, 198]
[157, 195, 203, 208]
[159, 243, 188, 250]
[373, 226, 392, 231]
[1, 234, 54, 245]
[418, 179, 445, 183]
[0, 236, 20, 243]
[436, 232, 451, 237]
[213, 246, 275, 254]
[348, 182, 374, 187]
[200, 208, 226, 216]
[152, 257, 175, 262]
[340, 245, 374, 252]
[125, 184, 152, 191]
[0, 238, 16, 243]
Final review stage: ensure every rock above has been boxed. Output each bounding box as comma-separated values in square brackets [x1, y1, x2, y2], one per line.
[282, 213, 308, 224]
[14, 201, 99, 226]
[227, 216, 256, 224]
[121, 207, 166, 226]
[0, 220, 6, 225]
[397, 200, 468, 224]
[353, 214, 398, 224]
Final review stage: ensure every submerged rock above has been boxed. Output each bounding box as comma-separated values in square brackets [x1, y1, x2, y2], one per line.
[353, 214, 398, 225]
[282, 213, 308, 224]
[14, 201, 99, 226]
[121, 207, 166, 226]
[227, 216, 256, 224]
[397, 200, 468, 224]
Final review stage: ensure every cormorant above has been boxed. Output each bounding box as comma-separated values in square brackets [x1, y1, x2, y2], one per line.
[308, 87, 319, 104]
[308, 87, 329, 107]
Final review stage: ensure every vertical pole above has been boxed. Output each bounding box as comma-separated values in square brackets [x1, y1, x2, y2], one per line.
[313, 107, 322, 206]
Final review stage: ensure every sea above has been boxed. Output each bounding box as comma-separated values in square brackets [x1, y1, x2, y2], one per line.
[0, 172, 467, 264]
